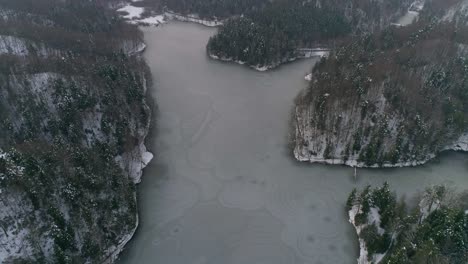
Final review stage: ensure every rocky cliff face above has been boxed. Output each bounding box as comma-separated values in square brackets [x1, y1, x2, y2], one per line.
[0, 0, 152, 262]
[293, 1, 468, 167]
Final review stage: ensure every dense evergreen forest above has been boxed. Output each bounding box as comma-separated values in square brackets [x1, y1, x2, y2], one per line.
[293, 0, 468, 166]
[163, 0, 268, 19]
[0, 0, 151, 262]
[299, 22, 468, 165]
[207, 0, 410, 68]
[348, 184, 468, 263]
[120, 0, 410, 68]
[115, 0, 268, 19]
[207, 3, 349, 67]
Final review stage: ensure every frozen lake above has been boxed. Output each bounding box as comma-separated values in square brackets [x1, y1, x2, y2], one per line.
[118, 22, 468, 264]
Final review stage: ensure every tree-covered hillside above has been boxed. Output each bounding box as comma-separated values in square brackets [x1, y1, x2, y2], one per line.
[294, 1, 468, 167]
[163, 0, 268, 19]
[348, 184, 468, 263]
[207, 2, 349, 68]
[207, 0, 411, 68]
[0, 0, 152, 262]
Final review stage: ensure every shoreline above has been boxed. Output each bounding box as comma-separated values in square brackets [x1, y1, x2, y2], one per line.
[118, 2, 329, 72]
[164, 11, 224, 27]
[100, 40, 154, 263]
[208, 49, 329, 72]
[117, 2, 225, 28]
[348, 206, 371, 264]
[293, 134, 468, 169]
[101, 204, 139, 264]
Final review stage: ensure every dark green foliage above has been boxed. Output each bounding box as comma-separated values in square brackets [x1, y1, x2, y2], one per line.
[415, 208, 468, 263]
[346, 188, 357, 211]
[296, 12, 468, 166]
[207, 0, 350, 67]
[360, 185, 372, 216]
[206, 0, 412, 68]
[384, 246, 410, 264]
[354, 213, 368, 226]
[348, 184, 468, 263]
[371, 183, 396, 229]
[0, 0, 151, 262]
[2, 143, 137, 261]
[361, 224, 392, 256]
[163, 0, 268, 19]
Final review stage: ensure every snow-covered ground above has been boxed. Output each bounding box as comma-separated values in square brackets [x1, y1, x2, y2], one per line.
[165, 12, 223, 27]
[209, 48, 329, 72]
[121, 41, 147, 55]
[208, 53, 275, 71]
[349, 206, 390, 264]
[293, 134, 467, 168]
[349, 206, 370, 264]
[101, 211, 139, 264]
[116, 2, 225, 27]
[450, 133, 468, 151]
[0, 153, 38, 261]
[136, 15, 165, 26]
[293, 99, 468, 168]
[0, 35, 56, 57]
[0, 35, 29, 55]
[117, 5, 144, 20]
[392, 0, 425, 27]
[294, 147, 440, 168]
[296, 48, 330, 59]
[115, 143, 153, 184]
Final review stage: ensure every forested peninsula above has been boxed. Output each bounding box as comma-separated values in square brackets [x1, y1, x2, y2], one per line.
[293, 0, 468, 167]
[207, 0, 412, 69]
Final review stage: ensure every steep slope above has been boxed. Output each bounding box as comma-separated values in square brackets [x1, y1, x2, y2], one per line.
[0, 0, 152, 262]
[293, 0, 468, 167]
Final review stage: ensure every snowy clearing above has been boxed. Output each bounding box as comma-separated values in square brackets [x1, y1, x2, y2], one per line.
[117, 5, 144, 19]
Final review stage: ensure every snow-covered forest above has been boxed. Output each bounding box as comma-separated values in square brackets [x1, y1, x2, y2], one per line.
[348, 183, 468, 263]
[0, 0, 152, 262]
[207, 0, 412, 69]
[293, 0, 468, 167]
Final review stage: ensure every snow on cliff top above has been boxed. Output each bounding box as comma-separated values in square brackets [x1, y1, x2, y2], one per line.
[136, 15, 165, 25]
[117, 5, 144, 19]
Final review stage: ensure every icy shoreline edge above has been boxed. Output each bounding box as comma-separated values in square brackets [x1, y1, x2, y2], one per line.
[100, 43, 154, 263]
[293, 133, 468, 168]
[208, 49, 329, 72]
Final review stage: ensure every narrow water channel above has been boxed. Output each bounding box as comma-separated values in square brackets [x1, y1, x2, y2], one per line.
[118, 22, 468, 264]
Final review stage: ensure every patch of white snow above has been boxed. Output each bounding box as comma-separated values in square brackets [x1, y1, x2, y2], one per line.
[136, 15, 166, 26]
[117, 5, 144, 20]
